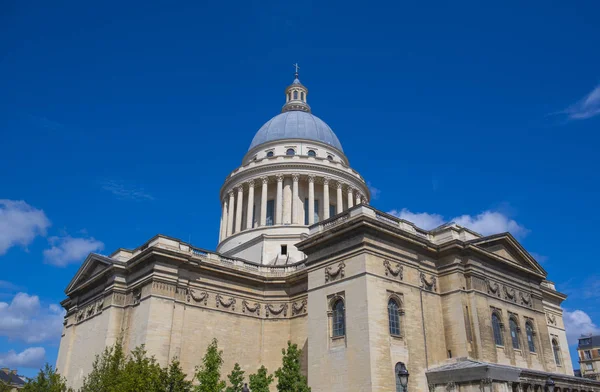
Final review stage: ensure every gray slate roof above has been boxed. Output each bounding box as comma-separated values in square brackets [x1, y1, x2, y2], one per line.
[0, 370, 25, 386]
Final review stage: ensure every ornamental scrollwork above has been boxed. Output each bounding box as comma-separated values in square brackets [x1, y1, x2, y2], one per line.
[266, 303, 288, 318]
[76, 309, 84, 322]
[95, 299, 104, 313]
[132, 290, 141, 305]
[520, 292, 532, 307]
[486, 279, 500, 297]
[325, 261, 345, 282]
[503, 286, 516, 302]
[383, 260, 403, 280]
[242, 300, 261, 315]
[292, 299, 307, 316]
[547, 313, 557, 325]
[188, 289, 209, 305]
[420, 272, 437, 292]
[216, 294, 236, 311]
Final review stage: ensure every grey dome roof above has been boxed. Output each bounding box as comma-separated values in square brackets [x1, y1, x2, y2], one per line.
[249, 111, 343, 152]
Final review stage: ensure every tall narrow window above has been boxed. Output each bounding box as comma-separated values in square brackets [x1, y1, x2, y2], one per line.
[509, 318, 520, 349]
[314, 200, 319, 223]
[388, 299, 401, 336]
[332, 299, 345, 337]
[293, 91, 298, 99]
[552, 339, 561, 365]
[304, 199, 320, 224]
[252, 204, 256, 229]
[526, 322, 535, 352]
[329, 205, 336, 218]
[492, 313, 503, 346]
[301, 91, 305, 100]
[266, 200, 275, 226]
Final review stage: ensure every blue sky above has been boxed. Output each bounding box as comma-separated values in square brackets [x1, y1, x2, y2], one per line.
[1, 0, 599, 377]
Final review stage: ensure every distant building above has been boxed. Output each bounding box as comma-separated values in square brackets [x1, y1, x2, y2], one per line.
[0, 368, 25, 391]
[578, 335, 600, 380]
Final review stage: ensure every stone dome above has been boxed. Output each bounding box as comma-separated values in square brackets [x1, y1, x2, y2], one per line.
[248, 111, 344, 152]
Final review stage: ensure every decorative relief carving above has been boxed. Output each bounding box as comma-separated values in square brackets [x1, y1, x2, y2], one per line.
[420, 272, 437, 292]
[520, 292, 532, 307]
[292, 173, 299, 182]
[503, 286, 517, 302]
[266, 303, 288, 317]
[292, 299, 307, 316]
[261, 176, 269, 185]
[216, 294, 236, 310]
[325, 261, 345, 282]
[132, 290, 141, 305]
[276, 174, 284, 183]
[547, 313, 557, 325]
[242, 300, 261, 315]
[112, 293, 125, 306]
[76, 298, 104, 323]
[486, 279, 500, 297]
[307, 174, 315, 183]
[188, 289, 209, 305]
[383, 260, 403, 280]
[76, 309, 84, 322]
[479, 378, 493, 392]
[446, 382, 457, 391]
[95, 299, 103, 313]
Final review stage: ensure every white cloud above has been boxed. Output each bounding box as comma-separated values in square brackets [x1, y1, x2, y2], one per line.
[43, 236, 104, 267]
[388, 208, 528, 238]
[367, 183, 381, 200]
[101, 180, 155, 201]
[0, 293, 64, 344]
[563, 309, 600, 345]
[0, 200, 51, 255]
[389, 209, 444, 230]
[0, 347, 46, 369]
[564, 84, 600, 120]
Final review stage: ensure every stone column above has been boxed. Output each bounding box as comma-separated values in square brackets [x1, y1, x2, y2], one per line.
[226, 190, 235, 236]
[356, 192, 361, 206]
[235, 185, 244, 233]
[245, 180, 254, 230]
[260, 177, 268, 226]
[347, 187, 354, 209]
[336, 181, 343, 214]
[292, 174, 299, 224]
[276, 174, 283, 225]
[283, 177, 292, 224]
[308, 175, 315, 225]
[323, 177, 330, 219]
[220, 199, 227, 241]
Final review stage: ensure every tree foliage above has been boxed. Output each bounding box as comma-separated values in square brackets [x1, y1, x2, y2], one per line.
[117, 345, 163, 392]
[248, 366, 273, 392]
[274, 341, 310, 392]
[194, 338, 226, 392]
[80, 340, 127, 392]
[22, 364, 72, 392]
[0, 381, 11, 392]
[161, 359, 193, 392]
[225, 363, 244, 392]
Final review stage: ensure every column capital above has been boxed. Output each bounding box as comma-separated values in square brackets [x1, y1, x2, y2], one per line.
[336, 181, 344, 189]
[307, 174, 315, 183]
[236, 184, 244, 193]
[246, 179, 255, 187]
[261, 176, 269, 185]
[292, 173, 300, 182]
[347, 186, 354, 193]
[323, 177, 330, 185]
[228, 190, 235, 197]
[276, 174, 284, 183]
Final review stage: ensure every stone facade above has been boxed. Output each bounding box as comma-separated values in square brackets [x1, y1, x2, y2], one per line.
[578, 335, 600, 381]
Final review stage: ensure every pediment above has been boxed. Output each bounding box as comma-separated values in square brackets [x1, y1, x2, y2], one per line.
[65, 254, 118, 294]
[468, 234, 546, 277]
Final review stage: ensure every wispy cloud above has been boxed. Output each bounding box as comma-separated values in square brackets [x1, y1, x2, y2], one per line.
[0, 281, 20, 291]
[0, 347, 46, 369]
[101, 180, 155, 201]
[367, 182, 381, 200]
[43, 236, 104, 267]
[563, 309, 600, 345]
[563, 84, 600, 120]
[529, 252, 548, 264]
[388, 208, 528, 238]
[0, 292, 64, 344]
[0, 200, 51, 255]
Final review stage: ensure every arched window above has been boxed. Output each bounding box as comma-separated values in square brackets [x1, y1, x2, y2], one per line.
[526, 322, 535, 352]
[266, 151, 274, 158]
[332, 299, 345, 337]
[307, 150, 316, 157]
[293, 91, 298, 99]
[301, 91, 305, 101]
[509, 318, 520, 349]
[492, 313, 503, 346]
[552, 339, 561, 365]
[286, 148, 295, 156]
[287, 92, 291, 102]
[388, 299, 401, 336]
[327, 155, 334, 161]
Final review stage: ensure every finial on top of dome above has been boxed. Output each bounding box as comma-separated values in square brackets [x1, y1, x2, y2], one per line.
[282, 64, 311, 113]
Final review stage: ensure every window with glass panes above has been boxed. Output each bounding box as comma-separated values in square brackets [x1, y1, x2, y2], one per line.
[332, 300, 345, 337]
[388, 299, 401, 336]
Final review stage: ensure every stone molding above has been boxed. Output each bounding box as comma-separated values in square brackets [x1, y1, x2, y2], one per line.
[216, 294, 236, 311]
[242, 300, 261, 315]
[266, 303, 288, 318]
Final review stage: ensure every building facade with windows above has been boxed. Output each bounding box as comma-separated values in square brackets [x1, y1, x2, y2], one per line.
[56, 72, 600, 392]
[578, 335, 600, 381]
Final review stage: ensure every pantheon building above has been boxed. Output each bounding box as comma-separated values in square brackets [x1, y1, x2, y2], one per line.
[57, 71, 600, 392]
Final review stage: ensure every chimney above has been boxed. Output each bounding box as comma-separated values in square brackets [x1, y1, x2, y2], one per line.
[0, 368, 9, 374]
[11, 369, 17, 375]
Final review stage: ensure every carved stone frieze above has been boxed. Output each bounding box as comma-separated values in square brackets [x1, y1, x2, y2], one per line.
[486, 279, 501, 297]
[325, 261, 345, 283]
[242, 300, 261, 315]
[132, 290, 141, 305]
[292, 299, 307, 316]
[520, 292, 532, 307]
[420, 272, 437, 292]
[76, 297, 104, 323]
[188, 289, 209, 305]
[266, 303, 288, 318]
[216, 294, 236, 311]
[383, 260, 403, 280]
[503, 286, 517, 302]
[547, 313, 557, 325]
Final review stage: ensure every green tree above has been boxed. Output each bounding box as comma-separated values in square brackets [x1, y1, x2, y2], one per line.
[225, 363, 244, 392]
[194, 338, 226, 392]
[117, 345, 163, 392]
[0, 380, 13, 392]
[248, 366, 273, 392]
[80, 340, 127, 392]
[274, 342, 311, 392]
[22, 364, 72, 392]
[161, 359, 193, 392]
